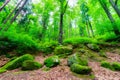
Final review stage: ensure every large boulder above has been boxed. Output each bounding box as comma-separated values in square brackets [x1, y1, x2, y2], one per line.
[44, 56, 60, 68]
[22, 60, 42, 70]
[0, 54, 34, 70]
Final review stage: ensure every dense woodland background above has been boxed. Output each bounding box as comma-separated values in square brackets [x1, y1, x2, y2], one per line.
[0, 0, 120, 54]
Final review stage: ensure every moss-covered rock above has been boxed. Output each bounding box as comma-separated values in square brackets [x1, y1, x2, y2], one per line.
[44, 56, 60, 68]
[112, 62, 120, 71]
[67, 53, 88, 67]
[22, 60, 42, 70]
[87, 44, 100, 52]
[70, 63, 92, 74]
[101, 61, 114, 70]
[1, 54, 34, 70]
[54, 45, 73, 57]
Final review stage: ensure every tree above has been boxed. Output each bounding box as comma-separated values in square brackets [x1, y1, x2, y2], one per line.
[58, 0, 68, 44]
[0, 0, 10, 12]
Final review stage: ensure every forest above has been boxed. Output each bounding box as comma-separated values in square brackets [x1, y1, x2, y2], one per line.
[0, 0, 120, 80]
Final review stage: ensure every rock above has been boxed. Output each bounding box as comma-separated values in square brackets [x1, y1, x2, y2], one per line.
[44, 56, 60, 68]
[87, 44, 100, 51]
[67, 53, 88, 66]
[22, 60, 42, 70]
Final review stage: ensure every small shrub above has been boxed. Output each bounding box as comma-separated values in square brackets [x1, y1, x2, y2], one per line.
[101, 61, 114, 70]
[70, 63, 92, 74]
[67, 53, 88, 66]
[22, 60, 42, 70]
[54, 45, 73, 57]
[44, 56, 60, 68]
[112, 62, 120, 71]
[1, 54, 34, 70]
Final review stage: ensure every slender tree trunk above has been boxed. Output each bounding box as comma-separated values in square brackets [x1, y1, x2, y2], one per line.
[88, 19, 94, 37]
[59, 13, 64, 44]
[86, 21, 90, 37]
[109, 0, 120, 17]
[10, 0, 28, 23]
[0, 0, 10, 12]
[3, 0, 23, 24]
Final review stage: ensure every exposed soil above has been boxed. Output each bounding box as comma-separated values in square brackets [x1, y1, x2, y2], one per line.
[0, 48, 120, 80]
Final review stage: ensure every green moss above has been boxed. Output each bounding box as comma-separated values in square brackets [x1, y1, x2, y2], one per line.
[112, 62, 120, 71]
[0, 68, 7, 73]
[44, 56, 60, 68]
[99, 51, 107, 58]
[22, 60, 42, 70]
[54, 45, 73, 57]
[1, 54, 34, 70]
[70, 63, 92, 74]
[101, 61, 114, 70]
[67, 53, 88, 66]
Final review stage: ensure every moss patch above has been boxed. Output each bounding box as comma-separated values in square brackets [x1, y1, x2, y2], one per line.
[44, 56, 60, 68]
[70, 63, 92, 74]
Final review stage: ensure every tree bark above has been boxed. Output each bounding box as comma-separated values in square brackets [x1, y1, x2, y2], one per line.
[10, 0, 28, 23]
[109, 0, 120, 17]
[0, 0, 10, 12]
[99, 0, 115, 23]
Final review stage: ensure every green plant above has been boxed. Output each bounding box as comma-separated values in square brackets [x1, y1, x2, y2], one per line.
[87, 44, 100, 52]
[22, 60, 42, 70]
[44, 56, 60, 68]
[67, 53, 88, 66]
[70, 63, 92, 74]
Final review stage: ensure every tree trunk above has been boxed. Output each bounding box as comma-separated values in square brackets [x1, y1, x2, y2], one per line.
[59, 13, 64, 44]
[99, 0, 115, 23]
[3, 0, 23, 24]
[86, 21, 90, 37]
[0, 0, 10, 12]
[109, 0, 120, 17]
[10, 0, 28, 23]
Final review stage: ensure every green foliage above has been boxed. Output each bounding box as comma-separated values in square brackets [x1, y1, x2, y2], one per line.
[0, 54, 34, 70]
[44, 56, 60, 68]
[99, 51, 107, 58]
[63, 37, 97, 45]
[70, 63, 92, 74]
[67, 53, 88, 67]
[0, 31, 39, 54]
[101, 61, 114, 70]
[22, 60, 42, 70]
[54, 45, 73, 57]
[112, 62, 120, 71]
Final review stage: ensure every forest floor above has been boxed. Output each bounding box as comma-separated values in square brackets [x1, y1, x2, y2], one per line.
[0, 48, 120, 80]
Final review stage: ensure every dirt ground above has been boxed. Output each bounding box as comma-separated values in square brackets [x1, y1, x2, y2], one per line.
[0, 48, 120, 80]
